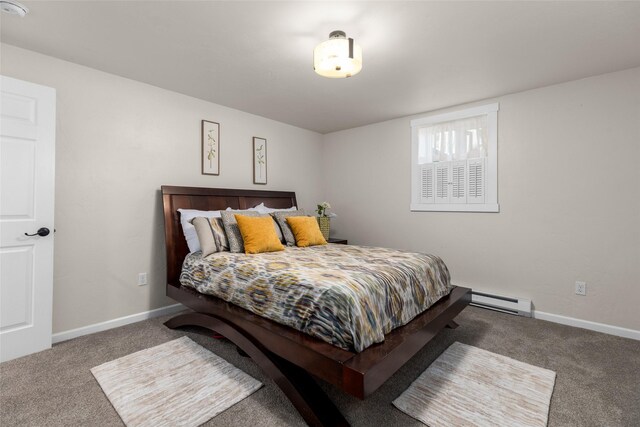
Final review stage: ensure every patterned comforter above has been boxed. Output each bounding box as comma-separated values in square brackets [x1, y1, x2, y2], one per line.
[180, 244, 452, 352]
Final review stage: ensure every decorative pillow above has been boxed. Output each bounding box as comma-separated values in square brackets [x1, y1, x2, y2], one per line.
[190, 217, 229, 257]
[220, 210, 263, 253]
[210, 217, 229, 251]
[190, 217, 217, 256]
[178, 209, 222, 253]
[273, 210, 309, 246]
[271, 217, 284, 243]
[235, 215, 284, 254]
[286, 216, 327, 247]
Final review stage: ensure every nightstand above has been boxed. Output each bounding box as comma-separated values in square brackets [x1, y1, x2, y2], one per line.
[328, 238, 348, 245]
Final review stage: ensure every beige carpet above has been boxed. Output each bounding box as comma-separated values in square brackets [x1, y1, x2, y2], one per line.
[91, 336, 262, 427]
[393, 342, 556, 427]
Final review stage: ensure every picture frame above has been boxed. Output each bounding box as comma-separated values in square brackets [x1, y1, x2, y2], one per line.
[253, 137, 267, 185]
[202, 120, 220, 175]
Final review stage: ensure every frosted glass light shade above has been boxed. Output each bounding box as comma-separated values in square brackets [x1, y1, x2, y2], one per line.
[313, 31, 362, 78]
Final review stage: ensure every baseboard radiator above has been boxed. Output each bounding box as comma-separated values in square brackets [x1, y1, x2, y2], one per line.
[470, 291, 532, 317]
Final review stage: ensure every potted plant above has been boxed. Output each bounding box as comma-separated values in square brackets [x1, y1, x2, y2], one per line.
[315, 202, 336, 240]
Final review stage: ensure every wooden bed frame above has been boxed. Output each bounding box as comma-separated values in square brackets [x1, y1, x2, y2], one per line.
[161, 185, 471, 427]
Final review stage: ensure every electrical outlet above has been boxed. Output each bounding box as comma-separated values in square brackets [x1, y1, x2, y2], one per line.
[138, 273, 148, 286]
[575, 281, 586, 296]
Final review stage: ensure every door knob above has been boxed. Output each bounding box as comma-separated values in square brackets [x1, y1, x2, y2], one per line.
[24, 227, 50, 237]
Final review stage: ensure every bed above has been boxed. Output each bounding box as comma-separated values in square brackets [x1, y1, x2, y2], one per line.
[162, 186, 471, 427]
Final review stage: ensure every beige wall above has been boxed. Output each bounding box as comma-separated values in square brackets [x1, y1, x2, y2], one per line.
[323, 67, 640, 331]
[1, 44, 324, 333]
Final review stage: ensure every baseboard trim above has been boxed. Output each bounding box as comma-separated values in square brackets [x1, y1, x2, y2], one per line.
[51, 302, 640, 344]
[533, 310, 640, 341]
[52, 303, 185, 344]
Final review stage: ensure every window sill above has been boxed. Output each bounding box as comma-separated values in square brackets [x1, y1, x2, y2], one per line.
[410, 203, 500, 213]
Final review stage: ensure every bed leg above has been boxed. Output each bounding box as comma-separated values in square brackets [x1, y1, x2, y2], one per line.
[164, 312, 350, 427]
[446, 320, 459, 329]
[269, 352, 350, 427]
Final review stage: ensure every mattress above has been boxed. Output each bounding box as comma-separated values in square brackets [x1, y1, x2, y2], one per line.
[179, 244, 452, 352]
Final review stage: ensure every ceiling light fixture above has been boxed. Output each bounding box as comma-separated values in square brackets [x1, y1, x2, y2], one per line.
[313, 30, 362, 78]
[0, 0, 28, 17]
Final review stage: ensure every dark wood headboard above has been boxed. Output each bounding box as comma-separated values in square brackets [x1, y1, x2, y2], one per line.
[161, 186, 297, 287]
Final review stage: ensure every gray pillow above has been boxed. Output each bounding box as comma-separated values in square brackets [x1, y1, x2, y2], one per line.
[273, 210, 310, 246]
[272, 217, 284, 243]
[220, 210, 263, 253]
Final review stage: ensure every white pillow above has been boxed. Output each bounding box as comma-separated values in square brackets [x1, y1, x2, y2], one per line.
[178, 209, 222, 253]
[252, 202, 297, 214]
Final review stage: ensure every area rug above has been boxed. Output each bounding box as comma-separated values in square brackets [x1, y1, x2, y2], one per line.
[393, 342, 556, 427]
[91, 336, 262, 427]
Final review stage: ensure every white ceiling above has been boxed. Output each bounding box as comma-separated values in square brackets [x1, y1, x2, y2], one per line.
[2, 1, 640, 133]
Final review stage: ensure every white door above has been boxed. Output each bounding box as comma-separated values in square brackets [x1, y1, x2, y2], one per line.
[0, 76, 56, 362]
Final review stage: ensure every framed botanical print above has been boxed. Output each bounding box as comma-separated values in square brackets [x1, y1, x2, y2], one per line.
[202, 120, 220, 175]
[253, 137, 267, 185]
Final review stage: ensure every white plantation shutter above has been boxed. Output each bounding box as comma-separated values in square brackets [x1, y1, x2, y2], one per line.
[467, 157, 485, 203]
[451, 161, 466, 203]
[410, 103, 498, 212]
[419, 164, 434, 203]
[435, 163, 450, 203]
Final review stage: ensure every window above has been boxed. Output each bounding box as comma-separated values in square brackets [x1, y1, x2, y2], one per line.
[411, 103, 499, 212]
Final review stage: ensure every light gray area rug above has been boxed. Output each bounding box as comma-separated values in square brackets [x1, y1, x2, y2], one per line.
[394, 342, 556, 427]
[91, 336, 262, 427]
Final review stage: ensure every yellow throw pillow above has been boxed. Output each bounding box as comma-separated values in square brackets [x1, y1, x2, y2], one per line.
[235, 214, 284, 254]
[286, 216, 328, 247]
